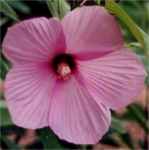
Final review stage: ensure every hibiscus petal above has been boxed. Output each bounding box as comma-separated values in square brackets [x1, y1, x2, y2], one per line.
[5, 63, 55, 129]
[78, 48, 146, 110]
[62, 6, 123, 59]
[49, 76, 111, 144]
[2, 17, 66, 64]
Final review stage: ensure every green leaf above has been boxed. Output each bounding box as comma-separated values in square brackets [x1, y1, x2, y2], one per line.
[124, 104, 149, 133]
[137, 28, 149, 54]
[0, 101, 12, 126]
[105, 0, 144, 49]
[46, 0, 70, 19]
[0, 136, 21, 150]
[94, 0, 101, 5]
[0, 0, 19, 21]
[37, 128, 63, 149]
[0, 17, 9, 26]
[6, 0, 31, 14]
[111, 117, 126, 134]
[0, 55, 10, 80]
[118, 133, 135, 149]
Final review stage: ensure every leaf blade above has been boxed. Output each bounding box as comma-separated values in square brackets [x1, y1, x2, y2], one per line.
[46, 0, 70, 19]
[37, 128, 63, 149]
[0, 0, 19, 21]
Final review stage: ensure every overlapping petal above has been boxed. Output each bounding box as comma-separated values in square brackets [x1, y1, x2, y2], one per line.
[2, 17, 66, 64]
[62, 6, 123, 59]
[49, 77, 111, 144]
[78, 48, 146, 110]
[5, 63, 55, 129]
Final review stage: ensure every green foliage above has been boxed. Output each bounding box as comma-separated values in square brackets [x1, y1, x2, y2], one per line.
[118, 133, 134, 149]
[125, 104, 148, 133]
[0, 55, 10, 80]
[0, 17, 9, 26]
[46, 0, 70, 19]
[6, 0, 31, 14]
[0, 136, 21, 150]
[111, 117, 126, 134]
[0, 0, 19, 21]
[37, 128, 63, 149]
[0, 101, 12, 126]
[138, 28, 149, 53]
[94, 0, 101, 5]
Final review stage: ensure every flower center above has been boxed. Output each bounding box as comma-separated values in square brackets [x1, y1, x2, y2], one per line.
[51, 53, 76, 80]
[57, 63, 71, 80]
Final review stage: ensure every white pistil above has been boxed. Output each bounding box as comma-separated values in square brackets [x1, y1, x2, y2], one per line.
[57, 63, 71, 80]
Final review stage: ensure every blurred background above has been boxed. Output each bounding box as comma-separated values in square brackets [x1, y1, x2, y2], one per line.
[0, 0, 149, 149]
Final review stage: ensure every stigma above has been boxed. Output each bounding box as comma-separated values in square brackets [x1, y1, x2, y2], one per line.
[57, 63, 71, 80]
[51, 53, 77, 80]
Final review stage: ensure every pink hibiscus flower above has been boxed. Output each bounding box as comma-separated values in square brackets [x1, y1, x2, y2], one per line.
[2, 6, 146, 144]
